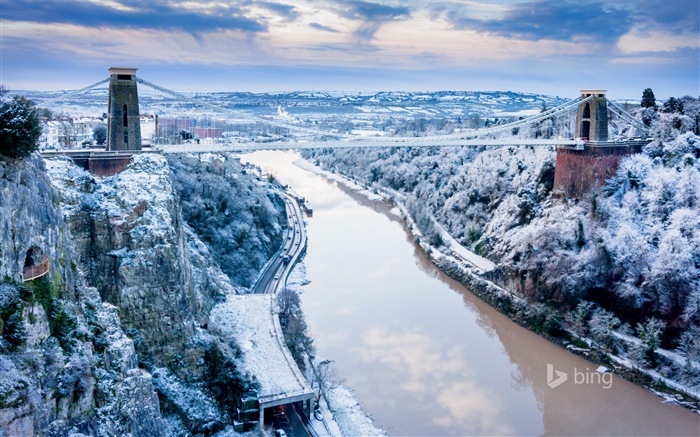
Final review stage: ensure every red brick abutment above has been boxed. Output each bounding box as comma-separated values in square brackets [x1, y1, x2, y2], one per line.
[553, 141, 646, 198]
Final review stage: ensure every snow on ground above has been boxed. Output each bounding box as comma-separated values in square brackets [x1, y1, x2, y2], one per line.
[325, 385, 386, 437]
[44, 156, 93, 216]
[308, 393, 344, 437]
[45, 153, 178, 240]
[432, 217, 497, 272]
[151, 367, 221, 431]
[350, 129, 390, 137]
[295, 157, 495, 271]
[286, 261, 310, 289]
[209, 294, 313, 404]
[613, 332, 700, 372]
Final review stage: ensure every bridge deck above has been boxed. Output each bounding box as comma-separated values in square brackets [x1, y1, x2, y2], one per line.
[159, 137, 583, 154]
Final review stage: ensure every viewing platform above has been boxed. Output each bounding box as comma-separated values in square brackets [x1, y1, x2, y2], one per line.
[22, 254, 50, 282]
[41, 147, 161, 176]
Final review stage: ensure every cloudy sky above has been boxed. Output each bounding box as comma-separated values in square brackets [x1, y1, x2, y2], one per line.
[1, 0, 698, 98]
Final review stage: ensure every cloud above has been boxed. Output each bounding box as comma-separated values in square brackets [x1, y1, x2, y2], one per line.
[331, 0, 411, 40]
[625, 0, 700, 35]
[2, 0, 267, 33]
[256, 1, 300, 21]
[309, 22, 340, 33]
[351, 327, 512, 434]
[441, 0, 632, 43]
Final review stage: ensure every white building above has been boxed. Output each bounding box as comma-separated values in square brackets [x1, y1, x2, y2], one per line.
[39, 121, 64, 150]
[73, 118, 104, 146]
[140, 115, 156, 146]
[39, 118, 106, 149]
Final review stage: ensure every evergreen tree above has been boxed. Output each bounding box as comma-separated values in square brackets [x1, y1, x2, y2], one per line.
[641, 88, 657, 109]
[0, 87, 42, 159]
[179, 129, 193, 141]
[93, 124, 107, 145]
[662, 97, 684, 114]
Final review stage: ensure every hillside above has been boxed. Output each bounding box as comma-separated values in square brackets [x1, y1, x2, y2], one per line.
[301, 96, 700, 400]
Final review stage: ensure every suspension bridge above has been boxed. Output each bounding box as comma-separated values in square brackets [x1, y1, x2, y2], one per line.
[36, 70, 649, 152]
[38, 68, 651, 197]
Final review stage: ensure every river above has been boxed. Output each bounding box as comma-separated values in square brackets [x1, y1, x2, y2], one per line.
[244, 151, 699, 436]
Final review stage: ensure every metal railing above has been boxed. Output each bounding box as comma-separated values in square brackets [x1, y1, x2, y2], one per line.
[22, 255, 50, 282]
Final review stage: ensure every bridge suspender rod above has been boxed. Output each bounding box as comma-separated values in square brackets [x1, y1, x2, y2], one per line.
[136, 76, 591, 143]
[465, 95, 594, 138]
[35, 78, 110, 108]
[607, 101, 649, 134]
[135, 77, 351, 139]
[378, 95, 594, 144]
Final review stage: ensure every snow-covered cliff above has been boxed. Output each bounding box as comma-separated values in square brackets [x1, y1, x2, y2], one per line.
[0, 155, 163, 435]
[0, 152, 283, 435]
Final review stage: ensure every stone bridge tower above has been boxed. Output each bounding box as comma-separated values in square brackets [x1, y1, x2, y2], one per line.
[553, 90, 643, 198]
[107, 67, 142, 151]
[575, 90, 608, 141]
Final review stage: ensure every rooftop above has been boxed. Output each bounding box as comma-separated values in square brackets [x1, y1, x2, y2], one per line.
[210, 294, 314, 408]
[109, 67, 138, 76]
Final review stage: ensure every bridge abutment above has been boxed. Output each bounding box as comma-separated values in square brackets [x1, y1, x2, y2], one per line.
[553, 143, 643, 198]
[553, 90, 644, 197]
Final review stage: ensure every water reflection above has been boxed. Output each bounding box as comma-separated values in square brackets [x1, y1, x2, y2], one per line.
[244, 151, 700, 436]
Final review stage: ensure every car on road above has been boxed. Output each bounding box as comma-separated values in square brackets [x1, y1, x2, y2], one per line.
[275, 430, 287, 437]
[274, 274, 280, 280]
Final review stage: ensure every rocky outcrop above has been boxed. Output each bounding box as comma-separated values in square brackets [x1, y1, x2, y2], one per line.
[0, 155, 164, 436]
[0, 155, 71, 289]
[1, 151, 280, 435]
[46, 154, 228, 377]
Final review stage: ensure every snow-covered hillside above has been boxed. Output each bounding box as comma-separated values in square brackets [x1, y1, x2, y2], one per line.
[302, 96, 700, 398]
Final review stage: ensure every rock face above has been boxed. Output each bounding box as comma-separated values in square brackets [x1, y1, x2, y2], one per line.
[0, 152, 278, 435]
[48, 155, 220, 375]
[0, 155, 69, 287]
[0, 155, 164, 435]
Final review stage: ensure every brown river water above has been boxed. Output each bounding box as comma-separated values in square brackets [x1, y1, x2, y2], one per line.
[244, 151, 700, 437]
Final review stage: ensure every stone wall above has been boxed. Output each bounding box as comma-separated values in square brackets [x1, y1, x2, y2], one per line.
[88, 156, 132, 177]
[107, 78, 142, 151]
[553, 144, 642, 198]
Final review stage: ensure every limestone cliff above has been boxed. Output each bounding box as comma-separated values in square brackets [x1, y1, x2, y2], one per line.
[0, 152, 280, 435]
[0, 155, 163, 435]
[46, 155, 223, 376]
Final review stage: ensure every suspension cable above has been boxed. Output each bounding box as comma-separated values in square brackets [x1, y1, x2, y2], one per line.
[35, 78, 110, 108]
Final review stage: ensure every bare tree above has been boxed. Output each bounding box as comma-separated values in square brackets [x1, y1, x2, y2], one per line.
[312, 359, 339, 404]
[276, 287, 313, 371]
[58, 120, 77, 148]
[277, 287, 300, 329]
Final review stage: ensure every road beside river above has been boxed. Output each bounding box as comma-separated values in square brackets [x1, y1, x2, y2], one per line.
[245, 150, 700, 437]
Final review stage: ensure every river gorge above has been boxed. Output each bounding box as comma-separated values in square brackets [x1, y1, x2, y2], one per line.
[245, 150, 699, 436]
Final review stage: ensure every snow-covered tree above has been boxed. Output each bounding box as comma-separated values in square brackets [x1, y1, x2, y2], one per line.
[637, 317, 665, 366]
[92, 124, 107, 145]
[302, 95, 700, 363]
[641, 88, 657, 109]
[0, 88, 42, 159]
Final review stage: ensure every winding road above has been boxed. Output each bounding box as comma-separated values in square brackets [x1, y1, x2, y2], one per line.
[252, 192, 307, 295]
[250, 191, 315, 437]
